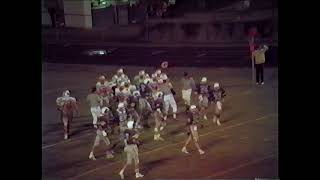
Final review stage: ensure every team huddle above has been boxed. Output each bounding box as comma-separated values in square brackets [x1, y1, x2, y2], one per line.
[56, 67, 226, 179]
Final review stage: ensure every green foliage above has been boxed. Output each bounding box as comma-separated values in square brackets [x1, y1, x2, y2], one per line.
[91, 0, 137, 9]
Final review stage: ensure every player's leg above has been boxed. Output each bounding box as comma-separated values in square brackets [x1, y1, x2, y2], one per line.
[203, 108, 208, 120]
[141, 109, 150, 128]
[199, 106, 207, 120]
[199, 98, 206, 120]
[163, 96, 170, 120]
[213, 102, 217, 124]
[119, 163, 128, 179]
[261, 64, 264, 84]
[101, 135, 114, 159]
[160, 117, 166, 130]
[154, 118, 160, 140]
[67, 114, 73, 138]
[213, 113, 217, 124]
[170, 94, 178, 119]
[216, 102, 222, 126]
[154, 119, 164, 141]
[186, 89, 192, 112]
[134, 115, 142, 129]
[191, 126, 205, 154]
[119, 146, 132, 179]
[62, 115, 69, 140]
[90, 107, 98, 127]
[182, 89, 190, 113]
[216, 113, 221, 126]
[182, 133, 192, 154]
[89, 135, 100, 160]
[255, 64, 259, 84]
[133, 145, 144, 178]
[194, 140, 205, 154]
[203, 97, 208, 120]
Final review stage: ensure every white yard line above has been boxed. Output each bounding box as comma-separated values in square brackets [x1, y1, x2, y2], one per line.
[109, 48, 118, 51]
[207, 153, 278, 178]
[42, 132, 93, 149]
[196, 53, 207, 58]
[151, 50, 167, 55]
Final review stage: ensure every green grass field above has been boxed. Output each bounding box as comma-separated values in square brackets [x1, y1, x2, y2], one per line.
[42, 63, 278, 180]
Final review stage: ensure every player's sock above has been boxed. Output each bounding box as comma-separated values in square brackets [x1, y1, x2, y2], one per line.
[89, 152, 96, 160]
[173, 113, 177, 119]
[158, 136, 164, 141]
[217, 119, 221, 126]
[135, 172, 144, 178]
[181, 147, 189, 154]
[185, 105, 189, 114]
[204, 115, 207, 120]
[64, 133, 68, 140]
[199, 149, 205, 154]
[106, 151, 114, 159]
[154, 128, 159, 140]
[119, 170, 124, 179]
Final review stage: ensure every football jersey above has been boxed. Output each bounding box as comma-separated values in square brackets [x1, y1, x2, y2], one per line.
[123, 129, 139, 145]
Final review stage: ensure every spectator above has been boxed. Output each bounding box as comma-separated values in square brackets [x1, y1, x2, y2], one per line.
[252, 44, 269, 85]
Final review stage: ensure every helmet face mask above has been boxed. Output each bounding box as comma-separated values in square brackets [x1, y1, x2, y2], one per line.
[63, 90, 70, 97]
[101, 107, 110, 114]
[156, 91, 163, 98]
[190, 105, 197, 112]
[118, 102, 125, 109]
[139, 70, 145, 76]
[144, 78, 150, 84]
[133, 90, 141, 97]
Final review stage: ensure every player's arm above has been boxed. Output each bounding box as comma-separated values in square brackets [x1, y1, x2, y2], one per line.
[190, 78, 196, 91]
[187, 116, 192, 125]
[86, 95, 90, 104]
[132, 133, 139, 139]
[97, 95, 103, 106]
[56, 97, 63, 111]
[72, 99, 80, 116]
[194, 83, 200, 94]
[263, 45, 269, 52]
[123, 131, 129, 146]
[221, 88, 226, 98]
[195, 116, 204, 128]
[132, 130, 142, 146]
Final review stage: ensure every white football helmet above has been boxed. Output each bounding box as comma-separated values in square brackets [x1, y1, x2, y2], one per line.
[201, 77, 207, 83]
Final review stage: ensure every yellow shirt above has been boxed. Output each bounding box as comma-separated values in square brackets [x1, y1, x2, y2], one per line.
[252, 46, 268, 64]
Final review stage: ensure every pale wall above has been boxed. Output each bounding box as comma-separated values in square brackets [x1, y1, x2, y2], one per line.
[63, 0, 92, 28]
